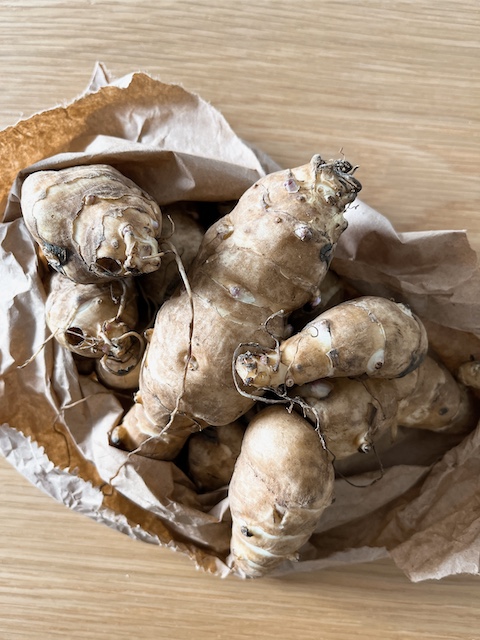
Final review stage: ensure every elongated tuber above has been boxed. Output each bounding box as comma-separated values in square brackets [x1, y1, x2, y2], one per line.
[236, 296, 428, 391]
[21, 164, 163, 283]
[293, 355, 477, 460]
[228, 405, 334, 578]
[114, 155, 361, 456]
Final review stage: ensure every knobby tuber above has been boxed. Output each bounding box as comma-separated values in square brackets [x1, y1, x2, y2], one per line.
[45, 272, 138, 360]
[228, 406, 334, 578]
[186, 421, 245, 492]
[457, 360, 480, 391]
[395, 355, 476, 434]
[294, 355, 477, 459]
[113, 155, 361, 455]
[235, 296, 428, 391]
[21, 164, 163, 283]
[293, 377, 398, 459]
[45, 271, 145, 391]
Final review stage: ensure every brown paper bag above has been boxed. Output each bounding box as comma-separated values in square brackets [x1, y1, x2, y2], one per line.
[1, 63, 479, 580]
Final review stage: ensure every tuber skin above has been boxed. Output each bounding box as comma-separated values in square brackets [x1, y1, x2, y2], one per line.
[293, 377, 399, 459]
[113, 155, 361, 457]
[95, 336, 144, 391]
[228, 405, 334, 578]
[186, 421, 245, 492]
[109, 402, 196, 460]
[457, 360, 480, 391]
[21, 164, 163, 283]
[394, 355, 477, 434]
[236, 296, 428, 391]
[45, 271, 138, 361]
[293, 355, 478, 460]
[138, 204, 205, 311]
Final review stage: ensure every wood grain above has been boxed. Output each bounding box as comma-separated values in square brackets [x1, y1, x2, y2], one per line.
[1, 456, 479, 640]
[1, 1, 479, 638]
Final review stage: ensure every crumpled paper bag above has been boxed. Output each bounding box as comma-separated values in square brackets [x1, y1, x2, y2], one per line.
[1, 63, 479, 580]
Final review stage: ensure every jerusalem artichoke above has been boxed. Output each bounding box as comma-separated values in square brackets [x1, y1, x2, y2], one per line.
[294, 376, 398, 459]
[45, 271, 138, 361]
[236, 296, 428, 391]
[21, 164, 163, 283]
[228, 405, 334, 578]
[113, 155, 361, 456]
[293, 355, 477, 460]
[395, 355, 476, 434]
[187, 421, 245, 492]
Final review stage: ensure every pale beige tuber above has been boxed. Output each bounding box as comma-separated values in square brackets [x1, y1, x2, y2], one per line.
[112, 156, 361, 457]
[236, 296, 428, 391]
[45, 271, 139, 361]
[228, 405, 334, 578]
[21, 164, 163, 283]
[293, 355, 477, 460]
[186, 422, 245, 492]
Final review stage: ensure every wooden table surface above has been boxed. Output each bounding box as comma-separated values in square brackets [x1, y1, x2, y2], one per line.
[1, 2, 479, 639]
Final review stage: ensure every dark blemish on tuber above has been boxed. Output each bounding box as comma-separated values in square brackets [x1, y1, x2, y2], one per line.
[327, 348, 340, 367]
[337, 160, 353, 174]
[398, 351, 426, 378]
[320, 243, 333, 263]
[43, 242, 70, 266]
[83, 194, 97, 206]
[346, 175, 362, 193]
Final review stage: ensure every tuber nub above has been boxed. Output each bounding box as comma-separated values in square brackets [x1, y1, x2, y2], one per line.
[21, 164, 163, 283]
